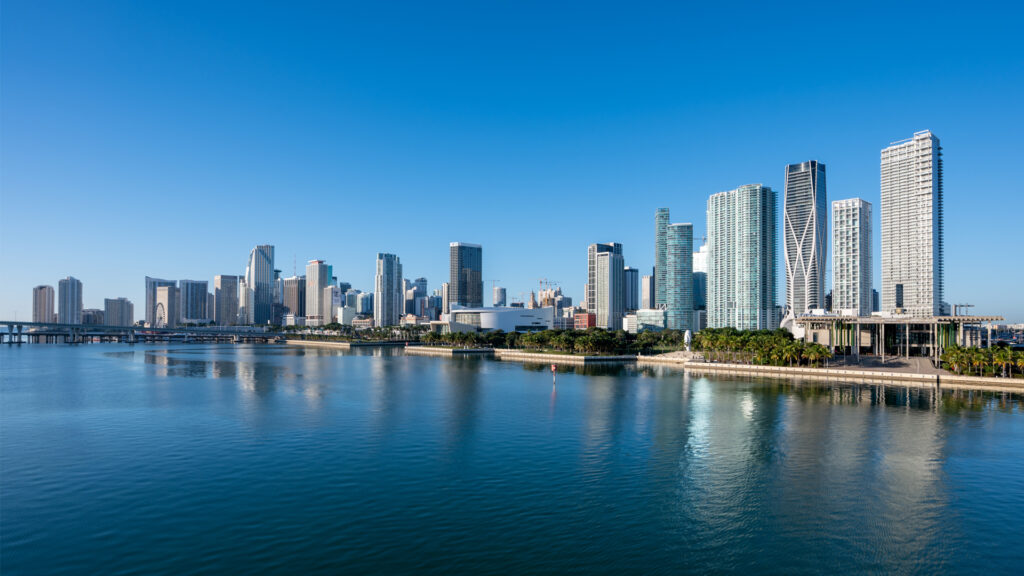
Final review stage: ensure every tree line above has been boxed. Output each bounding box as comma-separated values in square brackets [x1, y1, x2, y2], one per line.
[940, 344, 1023, 378]
[421, 328, 690, 355]
[692, 327, 832, 367]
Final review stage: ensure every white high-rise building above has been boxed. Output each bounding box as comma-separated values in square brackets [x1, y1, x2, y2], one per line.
[32, 285, 54, 323]
[305, 260, 329, 326]
[155, 285, 178, 328]
[880, 130, 944, 316]
[58, 276, 83, 324]
[588, 243, 624, 330]
[707, 184, 778, 330]
[104, 297, 134, 326]
[493, 286, 507, 307]
[145, 276, 176, 327]
[245, 245, 275, 325]
[783, 160, 827, 317]
[374, 253, 403, 327]
[832, 198, 872, 316]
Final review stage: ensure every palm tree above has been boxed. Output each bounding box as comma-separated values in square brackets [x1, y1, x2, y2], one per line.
[993, 346, 1013, 378]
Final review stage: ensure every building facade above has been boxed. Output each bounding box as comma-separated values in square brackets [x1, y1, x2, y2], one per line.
[707, 184, 778, 330]
[104, 297, 134, 326]
[665, 223, 694, 331]
[783, 160, 828, 317]
[588, 243, 624, 330]
[654, 208, 670, 308]
[32, 285, 54, 323]
[449, 242, 483, 308]
[880, 130, 944, 316]
[640, 274, 654, 310]
[58, 276, 83, 324]
[624, 266, 639, 312]
[245, 244, 275, 325]
[493, 286, 507, 307]
[213, 275, 239, 326]
[305, 260, 329, 326]
[374, 253, 403, 327]
[179, 280, 209, 323]
[155, 285, 178, 328]
[145, 277, 176, 327]
[282, 275, 306, 320]
[832, 198, 873, 316]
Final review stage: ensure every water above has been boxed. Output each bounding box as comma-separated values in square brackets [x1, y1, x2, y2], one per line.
[2, 344, 1023, 575]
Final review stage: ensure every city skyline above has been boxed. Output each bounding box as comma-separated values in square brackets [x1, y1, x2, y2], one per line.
[2, 3, 1022, 322]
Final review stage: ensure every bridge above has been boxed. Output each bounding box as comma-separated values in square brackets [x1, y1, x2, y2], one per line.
[0, 321, 280, 345]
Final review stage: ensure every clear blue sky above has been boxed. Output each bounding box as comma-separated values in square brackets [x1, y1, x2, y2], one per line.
[2, 0, 1022, 322]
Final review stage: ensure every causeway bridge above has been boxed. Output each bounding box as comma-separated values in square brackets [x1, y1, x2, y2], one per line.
[0, 321, 280, 345]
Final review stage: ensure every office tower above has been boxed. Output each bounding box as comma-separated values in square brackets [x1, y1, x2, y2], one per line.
[624, 267, 639, 312]
[707, 184, 778, 330]
[213, 275, 239, 326]
[237, 279, 253, 324]
[81, 309, 104, 325]
[832, 198, 873, 316]
[145, 276, 176, 327]
[665, 223, 694, 331]
[179, 280, 209, 323]
[322, 285, 343, 323]
[356, 292, 374, 315]
[305, 260, 329, 326]
[406, 277, 427, 315]
[640, 275, 654, 310]
[283, 276, 306, 318]
[784, 160, 828, 317]
[104, 297, 134, 326]
[589, 243, 624, 330]
[32, 285, 54, 323]
[155, 285, 178, 328]
[587, 242, 623, 317]
[449, 242, 483, 308]
[487, 284, 503, 307]
[375, 253, 403, 327]
[57, 276, 83, 324]
[881, 130, 944, 316]
[692, 241, 708, 311]
[244, 245, 274, 325]
[654, 208, 670, 307]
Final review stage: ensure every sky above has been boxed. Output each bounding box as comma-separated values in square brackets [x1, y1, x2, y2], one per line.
[2, 0, 1022, 322]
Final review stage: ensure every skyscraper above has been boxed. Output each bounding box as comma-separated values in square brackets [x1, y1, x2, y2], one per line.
[449, 242, 483, 308]
[375, 253, 403, 327]
[783, 160, 827, 318]
[179, 280, 209, 323]
[654, 208, 670, 308]
[58, 276, 83, 324]
[32, 285, 54, 323]
[692, 241, 708, 311]
[104, 297, 134, 326]
[283, 276, 306, 319]
[832, 198, 873, 316]
[881, 130, 944, 316]
[708, 184, 778, 330]
[213, 275, 239, 326]
[155, 285, 178, 328]
[145, 277, 176, 327]
[665, 223, 694, 331]
[305, 260, 329, 326]
[624, 267, 639, 312]
[640, 274, 654, 310]
[493, 286, 507, 307]
[588, 243, 624, 330]
[245, 245, 274, 325]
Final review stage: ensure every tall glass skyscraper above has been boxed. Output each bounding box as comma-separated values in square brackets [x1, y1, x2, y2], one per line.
[245, 245, 275, 325]
[665, 223, 694, 331]
[654, 208, 670, 308]
[708, 184, 778, 330]
[179, 280, 209, 323]
[449, 243, 483, 308]
[624, 266, 639, 312]
[783, 160, 827, 317]
[375, 253, 403, 327]
[880, 130, 944, 316]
